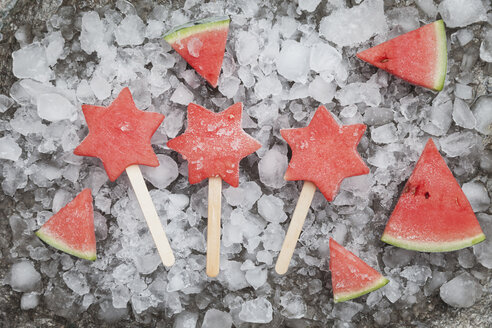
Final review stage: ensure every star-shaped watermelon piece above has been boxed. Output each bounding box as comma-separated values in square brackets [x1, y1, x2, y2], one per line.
[167, 103, 261, 187]
[74, 87, 164, 181]
[281, 106, 369, 201]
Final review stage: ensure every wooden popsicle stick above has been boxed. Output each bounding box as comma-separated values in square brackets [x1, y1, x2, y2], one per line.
[275, 181, 317, 275]
[125, 165, 175, 267]
[206, 176, 222, 277]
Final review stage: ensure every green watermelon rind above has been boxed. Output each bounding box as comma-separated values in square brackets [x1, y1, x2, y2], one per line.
[432, 20, 447, 91]
[163, 16, 230, 44]
[381, 232, 486, 252]
[35, 229, 97, 261]
[334, 276, 389, 303]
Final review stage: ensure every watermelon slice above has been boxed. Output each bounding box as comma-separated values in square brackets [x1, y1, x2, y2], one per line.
[381, 139, 485, 252]
[329, 239, 389, 303]
[35, 189, 97, 261]
[357, 20, 447, 91]
[164, 17, 230, 88]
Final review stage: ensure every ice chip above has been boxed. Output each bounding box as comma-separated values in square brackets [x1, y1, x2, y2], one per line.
[5, 261, 42, 292]
[320, 0, 387, 47]
[0, 136, 22, 161]
[462, 181, 490, 213]
[12, 43, 52, 82]
[440, 272, 483, 308]
[276, 40, 310, 83]
[239, 297, 273, 323]
[37, 93, 76, 122]
[438, 0, 487, 28]
[115, 15, 146, 46]
[202, 309, 232, 328]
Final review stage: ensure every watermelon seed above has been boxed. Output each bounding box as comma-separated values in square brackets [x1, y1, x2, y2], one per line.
[380, 59, 389, 63]
[424, 192, 430, 199]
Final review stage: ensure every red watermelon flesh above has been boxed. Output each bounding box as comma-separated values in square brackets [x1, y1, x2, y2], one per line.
[329, 239, 389, 303]
[357, 20, 447, 91]
[381, 139, 485, 252]
[164, 17, 230, 87]
[35, 189, 97, 261]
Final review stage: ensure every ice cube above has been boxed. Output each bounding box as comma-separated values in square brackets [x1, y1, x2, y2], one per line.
[440, 272, 483, 307]
[20, 292, 39, 310]
[452, 98, 476, 129]
[173, 311, 198, 328]
[473, 96, 492, 135]
[45, 31, 65, 66]
[258, 147, 288, 189]
[256, 250, 273, 265]
[462, 181, 490, 213]
[280, 292, 307, 319]
[254, 74, 282, 99]
[276, 40, 310, 83]
[141, 154, 179, 189]
[332, 301, 363, 321]
[439, 132, 478, 157]
[309, 76, 336, 104]
[279, 17, 299, 39]
[223, 181, 262, 209]
[12, 43, 52, 82]
[236, 31, 259, 66]
[387, 7, 419, 34]
[319, 0, 387, 47]
[257, 194, 287, 223]
[37, 93, 76, 122]
[0, 136, 22, 161]
[415, 0, 438, 18]
[115, 15, 146, 46]
[219, 76, 241, 98]
[146, 20, 165, 39]
[170, 84, 194, 105]
[298, 0, 321, 13]
[238, 297, 273, 323]
[90, 74, 112, 101]
[0, 94, 15, 113]
[371, 123, 397, 144]
[63, 270, 90, 296]
[202, 309, 232, 328]
[309, 42, 343, 73]
[455, 83, 473, 100]
[438, 0, 487, 28]
[383, 279, 402, 303]
[480, 28, 492, 63]
[80, 12, 105, 55]
[456, 29, 474, 47]
[474, 213, 492, 268]
[262, 223, 285, 252]
[335, 82, 381, 107]
[245, 267, 268, 290]
[400, 265, 432, 285]
[4, 261, 42, 292]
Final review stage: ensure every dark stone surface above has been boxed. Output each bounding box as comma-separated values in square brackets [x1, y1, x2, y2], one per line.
[0, 1, 490, 327]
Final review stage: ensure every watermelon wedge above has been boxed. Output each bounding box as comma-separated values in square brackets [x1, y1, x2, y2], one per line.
[164, 17, 230, 88]
[329, 239, 389, 303]
[357, 20, 447, 91]
[381, 139, 485, 252]
[35, 189, 97, 261]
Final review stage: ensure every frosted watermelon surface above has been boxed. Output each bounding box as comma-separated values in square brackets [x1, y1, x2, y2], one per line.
[74, 87, 164, 181]
[357, 20, 447, 91]
[167, 102, 261, 187]
[36, 189, 96, 261]
[382, 139, 485, 252]
[164, 17, 230, 87]
[329, 239, 389, 303]
[281, 106, 369, 201]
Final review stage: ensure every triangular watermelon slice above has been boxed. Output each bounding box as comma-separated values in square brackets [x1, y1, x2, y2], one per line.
[381, 139, 485, 252]
[329, 239, 389, 303]
[164, 17, 230, 88]
[357, 20, 447, 91]
[35, 189, 97, 261]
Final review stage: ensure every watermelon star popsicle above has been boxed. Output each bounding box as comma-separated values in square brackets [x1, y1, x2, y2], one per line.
[167, 102, 261, 277]
[275, 106, 370, 275]
[74, 87, 175, 267]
